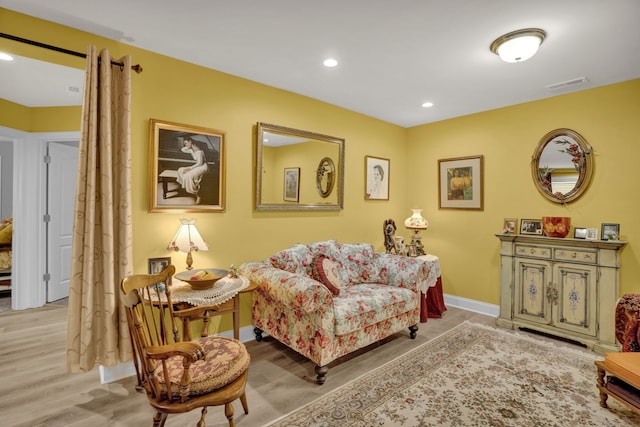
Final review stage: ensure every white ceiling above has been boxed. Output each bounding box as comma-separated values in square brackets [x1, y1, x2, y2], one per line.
[1, 0, 639, 127]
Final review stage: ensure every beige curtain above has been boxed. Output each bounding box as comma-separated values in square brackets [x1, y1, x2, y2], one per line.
[66, 46, 134, 373]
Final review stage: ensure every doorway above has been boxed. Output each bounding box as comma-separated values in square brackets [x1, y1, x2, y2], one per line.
[0, 127, 79, 310]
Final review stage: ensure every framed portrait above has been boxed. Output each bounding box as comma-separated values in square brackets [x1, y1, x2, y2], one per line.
[365, 156, 390, 200]
[601, 223, 620, 241]
[574, 227, 587, 239]
[586, 228, 598, 240]
[503, 218, 518, 234]
[520, 218, 543, 235]
[438, 155, 484, 210]
[149, 119, 226, 213]
[283, 167, 300, 202]
[148, 256, 172, 274]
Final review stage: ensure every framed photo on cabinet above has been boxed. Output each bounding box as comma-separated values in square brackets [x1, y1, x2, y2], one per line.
[601, 223, 620, 241]
[438, 155, 483, 210]
[520, 219, 543, 235]
[149, 119, 226, 213]
[503, 218, 518, 234]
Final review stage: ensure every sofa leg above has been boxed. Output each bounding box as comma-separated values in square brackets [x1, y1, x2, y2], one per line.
[254, 327, 264, 342]
[409, 324, 418, 339]
[315, 365, 328, 385]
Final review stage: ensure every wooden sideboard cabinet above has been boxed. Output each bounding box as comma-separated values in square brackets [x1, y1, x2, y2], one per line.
[495, 233, 626, 353]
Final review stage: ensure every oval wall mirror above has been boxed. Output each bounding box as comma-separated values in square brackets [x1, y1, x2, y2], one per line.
[316, 157, 335, 198]
[531, 128, 593, 204]
[255, 122, 344, 211]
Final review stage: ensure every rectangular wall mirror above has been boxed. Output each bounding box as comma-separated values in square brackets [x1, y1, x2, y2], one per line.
[255, 122, 344, 211]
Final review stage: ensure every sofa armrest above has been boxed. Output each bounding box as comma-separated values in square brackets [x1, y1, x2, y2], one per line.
[239, 261, 332, 313]
[374, 253, 428, 292]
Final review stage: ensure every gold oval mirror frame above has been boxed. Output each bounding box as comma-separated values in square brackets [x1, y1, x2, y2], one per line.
[316, 157, 335, 198]
[531, 128, 593, 204]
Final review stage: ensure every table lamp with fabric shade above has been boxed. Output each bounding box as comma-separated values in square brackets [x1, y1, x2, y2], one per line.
[167, 218, 208, 270]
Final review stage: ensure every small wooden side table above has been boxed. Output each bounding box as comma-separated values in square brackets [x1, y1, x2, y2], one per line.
[595, 352, 640, 415]
[172, 275, 257, 340]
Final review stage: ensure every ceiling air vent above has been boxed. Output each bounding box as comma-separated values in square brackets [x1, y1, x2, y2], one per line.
[546, 77, 588, 91]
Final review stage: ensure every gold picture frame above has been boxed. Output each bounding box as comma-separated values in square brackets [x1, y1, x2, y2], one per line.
[283, 167, 300, 202]
[520, 218, 543, 235]
[149, 119, 226, 213]
[438, 155, 484, 210]
[503, 218, 518, 234]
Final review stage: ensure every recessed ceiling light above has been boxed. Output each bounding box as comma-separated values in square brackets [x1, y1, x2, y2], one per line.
[0, 52, 14, 61]
[422, 102, 434, 108]
[323, 58, 338, 67]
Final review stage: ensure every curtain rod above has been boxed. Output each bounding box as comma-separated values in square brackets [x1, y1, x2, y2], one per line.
[0, 32, 143, 73]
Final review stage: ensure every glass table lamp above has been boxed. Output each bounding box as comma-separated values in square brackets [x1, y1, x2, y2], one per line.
[404, 209, 428, 256]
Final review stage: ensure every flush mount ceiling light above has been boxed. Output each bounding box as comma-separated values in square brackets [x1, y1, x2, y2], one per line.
[490, 28, 546, 63]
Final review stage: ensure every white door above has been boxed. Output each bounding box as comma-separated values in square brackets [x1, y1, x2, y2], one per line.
[47, 141, 78, 302]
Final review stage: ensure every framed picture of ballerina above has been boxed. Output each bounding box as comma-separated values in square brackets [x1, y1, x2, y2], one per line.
[149, 119, 226, 212]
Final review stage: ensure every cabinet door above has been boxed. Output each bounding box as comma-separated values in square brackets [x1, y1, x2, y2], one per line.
[552, 263, 597, 337]
[514, 259, 552, 325]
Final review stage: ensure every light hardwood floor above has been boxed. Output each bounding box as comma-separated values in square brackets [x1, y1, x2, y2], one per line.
[0, 303, 510, 426]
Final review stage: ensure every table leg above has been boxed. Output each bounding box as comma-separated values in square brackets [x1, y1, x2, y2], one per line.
[233, 294, 240, 340]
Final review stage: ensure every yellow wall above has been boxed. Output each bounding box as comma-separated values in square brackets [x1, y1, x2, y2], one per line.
[2, 9, 638, 332]
[407, 79, 640, 302]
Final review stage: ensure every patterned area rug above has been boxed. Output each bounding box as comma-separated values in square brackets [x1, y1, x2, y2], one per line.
[266, 322, 640, 426]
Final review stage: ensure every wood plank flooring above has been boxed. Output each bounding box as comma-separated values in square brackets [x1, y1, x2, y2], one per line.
[0, 303, 513, 426]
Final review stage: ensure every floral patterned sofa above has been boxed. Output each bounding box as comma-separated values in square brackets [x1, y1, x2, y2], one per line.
[239, 240, 429, 384]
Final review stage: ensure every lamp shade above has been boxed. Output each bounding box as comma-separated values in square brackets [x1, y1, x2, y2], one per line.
[404, 209, 429, 230]
[167, 218, 208, 253]
[490, 28, 546, 63]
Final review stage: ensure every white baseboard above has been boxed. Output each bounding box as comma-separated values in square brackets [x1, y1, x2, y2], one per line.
[100, 296, 496, 383]
[443, 293, 500, 318]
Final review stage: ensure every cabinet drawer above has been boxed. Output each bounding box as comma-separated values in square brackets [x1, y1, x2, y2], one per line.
[554, 248, 597, 264]
[515, 244, 551, 259]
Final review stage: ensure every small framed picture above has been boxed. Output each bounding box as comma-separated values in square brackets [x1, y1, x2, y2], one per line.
[365, 156, 390, 200]
[503, 218, 518, 234]
[601, 223, 620, 241]
[283, 167, 300, 202]
[148, 256, 172, 274]
[520, 219, 543, 235]
[586, 228, 598, 240]
[574, 227, 587, 239]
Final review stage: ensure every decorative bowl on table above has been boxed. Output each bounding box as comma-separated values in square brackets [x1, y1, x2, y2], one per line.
[542, 217, 571, 238]
[175, 268, 228, 290]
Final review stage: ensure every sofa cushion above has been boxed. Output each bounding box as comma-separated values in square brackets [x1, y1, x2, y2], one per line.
[311, 254, 342, 296]
[307, 240, 350, 285]
[340, 243, 381, 284]
[269, 243, 313, 276]
[332, 283, 418, 335]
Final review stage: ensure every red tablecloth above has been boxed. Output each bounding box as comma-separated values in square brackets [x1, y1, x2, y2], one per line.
[420, 276, 446, 323]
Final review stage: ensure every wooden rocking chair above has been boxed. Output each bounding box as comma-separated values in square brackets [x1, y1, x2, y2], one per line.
[121, 265, 250, 427]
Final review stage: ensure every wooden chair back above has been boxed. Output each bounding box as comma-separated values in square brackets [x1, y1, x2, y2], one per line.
[121, 264, 187, 401]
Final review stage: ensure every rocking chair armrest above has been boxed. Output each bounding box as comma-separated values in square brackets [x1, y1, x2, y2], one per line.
[146, 342, 205, 363]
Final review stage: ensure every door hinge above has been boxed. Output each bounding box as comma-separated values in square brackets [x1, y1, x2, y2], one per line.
[44, 154, 51, 164]
[43, 273, 50, 282]
[43, 214, 51, 223]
